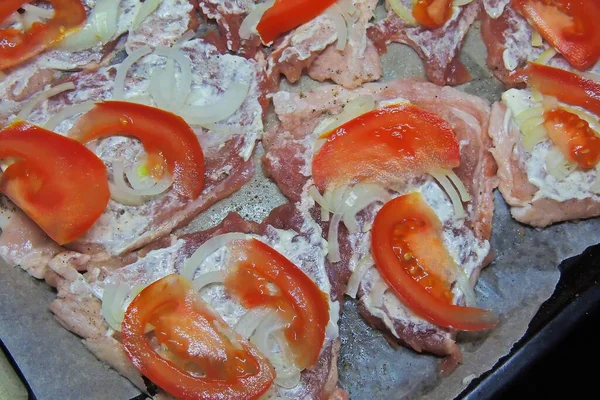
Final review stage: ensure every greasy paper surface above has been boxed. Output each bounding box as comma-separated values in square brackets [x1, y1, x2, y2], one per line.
[0, 22, 599, 400]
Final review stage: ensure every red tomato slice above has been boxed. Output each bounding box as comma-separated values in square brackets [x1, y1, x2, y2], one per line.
[225, 239, 330, 370]
[525, 63, 600, 116]
[256, 0, 337, 44]
[122, 274, 275, 400]
[371, 193, 499, 331]
[312, 104, 461, 191]
[0, 122, 109, 244]
[0, 0, 87, 70]
[512, 0, 600, 70]
[413, 0, 453, 30]
[544, 108, 600, 169]
[68, 101, 205, 199]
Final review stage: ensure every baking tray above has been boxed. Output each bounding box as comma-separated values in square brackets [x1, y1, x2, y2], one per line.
[1, 15, 600, 400]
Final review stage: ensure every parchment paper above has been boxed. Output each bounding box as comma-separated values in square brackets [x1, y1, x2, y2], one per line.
[0, 21, 599, 400]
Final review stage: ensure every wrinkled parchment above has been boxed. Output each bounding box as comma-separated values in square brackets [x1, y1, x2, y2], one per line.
[1, 22, 599, 400]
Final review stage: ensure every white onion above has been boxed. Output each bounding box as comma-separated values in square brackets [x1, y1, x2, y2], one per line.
[346, 255, 374, 298]
[522, 125, 548, 151]
[149, 60, 176, 111]
[234, 306, 272, 338]
[101, 283, 130, 331]
[370, 278, 388, 308]
[308, 186, 331, 213]
[175, 30, 196, 47]
[44, 101, 95, 131]
[430, 171, 466, 219]
[22, 5, 52, 29]
[326, 6, 348, 51]
[531, 88, 544, 103]
[327, 213, 342, 263]
[388, 0, 418, 26]
[342, 184, 390, 234]
[192, 271, 225, 291]
[545, 147, 576, 181]
[109, 161, 173, 206]
[320, 96, 376, 136]
[125, 157, 158, 190]
[123, 94, 153, 105]
[181, 82, 250, 126]
[133, 0, 163, 29]
[153, 46, 193, 109]
[515, 106, 544, 126]
[181, 233, 249, 280]
[214, 320, 243, 351]
[250, 311, 289, 359]
[454, 0, 474, 5]
[531, 31, 543, 47]
[239, 1, 275, 40]
[338, 0, 357, 16]
[521, 116, 545, 133]
[113, 46, 153, 100]
[58, 0, 120, 51]
[17, 82, 75, 121]
[542, 95, 559, 112]
[272, 331, 302, 388]
[534, 48, 557, 65]
[446, 170, 471, 202]
[454, 267, 477, 308]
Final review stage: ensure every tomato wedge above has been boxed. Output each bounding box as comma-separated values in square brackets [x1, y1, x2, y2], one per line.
[544, 109, 600, 169]
[413, 0, 453, 30]
[312, 104, 460, 191]
[0, 122, 109, 244]
[0, 0, 87, 70]
[512, 0, 600, 70]
[68, 101, 205, 199]
[225, 239, 330, 370]
[525, 63, 600, 116]
[122, 274, 275, 400]
[371, 193, 499, 331]
[256, 0, 337, 44]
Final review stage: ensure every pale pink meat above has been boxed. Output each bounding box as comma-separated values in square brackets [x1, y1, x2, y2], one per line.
[263, 79, 497, 364]
[368, 1, 478, 86]
[488, 103, 600, 226]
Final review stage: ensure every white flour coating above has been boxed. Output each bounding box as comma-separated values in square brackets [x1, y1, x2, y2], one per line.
[405, 6, 462, 59]
[502, 88, 600, 202]
[483, 0, 510, 19]
[501, 8, 545, 72]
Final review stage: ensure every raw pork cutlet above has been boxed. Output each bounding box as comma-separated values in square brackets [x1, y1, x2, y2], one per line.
[0, 0, 198, 127]
[480, 2, 600, 87]
[368, 1, 479, 86]
[263, 79, 497, 368]
[0, 38, 264, 275]
[488, 89, 600, 227]
[47, 206, 345, 399]
[265, 0, 382, 89]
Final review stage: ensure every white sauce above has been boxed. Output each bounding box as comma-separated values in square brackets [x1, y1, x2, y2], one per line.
[483, 0, 510, 19]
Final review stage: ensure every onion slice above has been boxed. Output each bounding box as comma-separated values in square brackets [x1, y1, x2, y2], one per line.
[346, 255, 374, 298]
[327, 213, 343, 263]
[319, 96, 376, 137]
[113, 46, 153, 100]
[58, 0, 120, 51]
[430, 171, 466, 219]
[234, 306, 272, 338]
[388, 0, 418, 26]
[133, 0, 163, 29]
[101, 283, 130, 331]
[44, 102, 95, 131]
[181, 82, 250, 126]
[370, 278, 388, 308]
[326, 5, 348, 51]
[545, 147, 576, 181]
[239, 0, 275, 40]
[181, 233, 249, 280]
[192, 271, 225, 291]
[17, 82, 75, 121]
[534, 48, 557, 65]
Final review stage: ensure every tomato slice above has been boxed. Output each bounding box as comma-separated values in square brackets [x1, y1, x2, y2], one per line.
[225, 239, 330, 370]
[0, 122, 109, 244]
[512, 0, 600, 70]
[544, 108, 600, 169]
[371, 193, 498, 331]
[122, 274, 275, 400]
[256, 0, 337, 44]
[68, 101, 205, 199]
[0, 0, 87, 70]
[413, 0, 453, 30]
[312, 104, 461, 191]
[525, 63, 600, 116]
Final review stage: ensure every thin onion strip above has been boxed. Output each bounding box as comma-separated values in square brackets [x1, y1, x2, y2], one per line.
[133, 0, 163, 29]
[234, 306, 272, 338]
[192, 271, 226, 291]
[44, 101, 95, 131]
[182, 233, 248, 280]
[431, 172, 466, 219]
[17, 82, 75, 121]
[113, 46, 153, 100]
[370, 278, 388, 308]
[346, 255, 374, 298]
[239, 1, 275, 40]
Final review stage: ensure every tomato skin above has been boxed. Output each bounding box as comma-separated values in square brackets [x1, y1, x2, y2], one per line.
[544, 109, 600, 169]
[226, 239, 330, 370]
[122, 274, 275, 400]
[413, 0, 453, 30]
[68, 101, 205, 199]
[371, 193, 498, 331]
[0, 122, 109, 244]
[512, 0, 600, 70]
[256, 0, 337, 44]
[525, 63, 600, 116]
[0, 0, 87, 70]
[312, 104, 461, 191]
